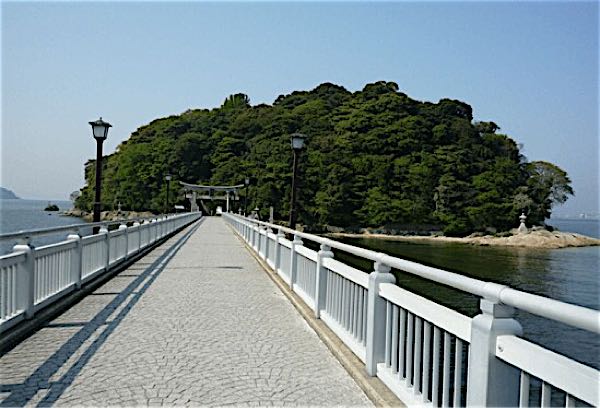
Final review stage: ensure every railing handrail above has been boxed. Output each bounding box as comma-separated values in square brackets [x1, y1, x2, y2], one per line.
[0, 212, 188, 242]
[225, 213, 600, 334]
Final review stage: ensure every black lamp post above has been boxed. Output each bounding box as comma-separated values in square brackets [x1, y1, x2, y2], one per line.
[289, 133, 306, 230]
[165, 174, 172, 215]
[244, 176, 250, 216]
[89, 117, 112, 232]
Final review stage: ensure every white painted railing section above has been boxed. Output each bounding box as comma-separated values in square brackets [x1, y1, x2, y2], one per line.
[0, 212, 201, 333]
[224, 213, 600, 408]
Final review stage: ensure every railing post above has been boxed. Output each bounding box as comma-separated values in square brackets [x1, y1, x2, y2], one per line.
[119, 223, 128, 260]
[274, 229, 285, 271]
[466, 291, 522, 407]
[67, 229, 83, 289]
[264, 226, 273, 261]
[150, 219, 156, 243]
[133, 221, 141, 252]
[365, 255, 395, 376]
[289, 234, 303, 289]
[257, 225, 263, 256]
[142, 220, 150, 248]
[99, 225, 109, 269]
[314, 241, 333, 318]
[13, 238, 35, 318]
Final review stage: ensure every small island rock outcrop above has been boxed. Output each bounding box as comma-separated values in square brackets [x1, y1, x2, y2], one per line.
[328, 228, 600, 249]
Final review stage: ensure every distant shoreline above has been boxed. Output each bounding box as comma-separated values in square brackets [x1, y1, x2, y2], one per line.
[326, 229, 600, 249]
[61, 208, 156, 222]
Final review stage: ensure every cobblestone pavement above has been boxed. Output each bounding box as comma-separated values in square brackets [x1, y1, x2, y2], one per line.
[0, 218, 372, 407]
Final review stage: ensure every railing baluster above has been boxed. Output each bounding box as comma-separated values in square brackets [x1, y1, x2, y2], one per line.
[347, 280, 351, 332]
[339, 276, 344, 324]
[413, 316, 423, 394]
[442, 332, 451, 407]
[432, 326, 441, 407]
[338, 278, 343, 326]
[385, 301, 392, 367]
[358, 287, 364, 343]
[341, 278, 346, 328]
[351, 284, 357, 336]
[1, 267, 6, 318]
[11, 266, 16, 316]
[541, 382, 551, 408]
[565, 394, 575, 408]
[399, 308, 407, 380]
[391, 304, 399, 374]
[326, 270, 332, 314]
[453, 338, 463, 407]
[519, 371, 530, 407]
[406, 312, 414, 386]
[332, 274, 338, 320]
[422, 321, 432, 403]
[362, 287, 368, 344]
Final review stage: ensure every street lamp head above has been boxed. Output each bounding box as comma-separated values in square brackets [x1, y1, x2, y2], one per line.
[165, 174, 172, 181]
[245, 177, 250, 185]
[89, 117, 112, 140]
[290, 133, 306, 150]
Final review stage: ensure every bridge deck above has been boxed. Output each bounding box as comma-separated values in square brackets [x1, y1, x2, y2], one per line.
[0, 217, 371, 406]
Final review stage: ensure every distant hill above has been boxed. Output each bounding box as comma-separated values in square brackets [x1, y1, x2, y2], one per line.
[0, 187, 19, 199]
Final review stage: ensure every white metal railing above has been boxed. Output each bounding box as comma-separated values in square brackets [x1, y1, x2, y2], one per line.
[0, 212, 202, 333]
[224, 213, 600, 408]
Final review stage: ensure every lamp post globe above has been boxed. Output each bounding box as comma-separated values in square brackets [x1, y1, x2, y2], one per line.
[89, 117, 112, 140]
[290, 133, 306, 150]
[89, 117, 112, 232]
[165, 174, 172, 215]
[289, 133, 306, 230]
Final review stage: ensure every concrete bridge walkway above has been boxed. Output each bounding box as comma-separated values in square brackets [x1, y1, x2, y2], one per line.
[0, 217, 372, 407]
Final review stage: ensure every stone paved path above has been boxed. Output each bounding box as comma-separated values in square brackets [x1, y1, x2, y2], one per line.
[0, 217, 372, 407]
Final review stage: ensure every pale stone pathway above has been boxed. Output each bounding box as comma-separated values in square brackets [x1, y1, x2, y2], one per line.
[0, 217, 372, 407]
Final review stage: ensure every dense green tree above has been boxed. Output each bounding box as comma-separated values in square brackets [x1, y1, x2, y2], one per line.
[75, 82, 572, 235]
[524, 161, 574, 224]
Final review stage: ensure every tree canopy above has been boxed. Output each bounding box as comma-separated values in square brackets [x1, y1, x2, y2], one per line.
[75, 81, 573, 236]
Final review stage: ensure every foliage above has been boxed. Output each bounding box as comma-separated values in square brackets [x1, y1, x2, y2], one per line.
[75, 82, 573, 235]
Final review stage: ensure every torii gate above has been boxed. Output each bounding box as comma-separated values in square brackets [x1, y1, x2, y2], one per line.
[180, 181, 245, 213]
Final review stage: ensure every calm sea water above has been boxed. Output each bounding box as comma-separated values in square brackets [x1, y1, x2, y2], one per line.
[0, 199, 87, 254]
[335, 219, 599, 370]
[547, 218, 600, 239]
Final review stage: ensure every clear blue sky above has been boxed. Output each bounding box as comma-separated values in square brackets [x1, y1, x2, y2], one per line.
[1, 1, 598, 216]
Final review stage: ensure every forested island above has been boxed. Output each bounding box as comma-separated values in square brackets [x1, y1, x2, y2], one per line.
[75, 81, 573, 236]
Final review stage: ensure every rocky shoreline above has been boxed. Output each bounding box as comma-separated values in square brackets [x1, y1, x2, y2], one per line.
[326, 228, 600, 249]
[61, 208, 156, 222]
